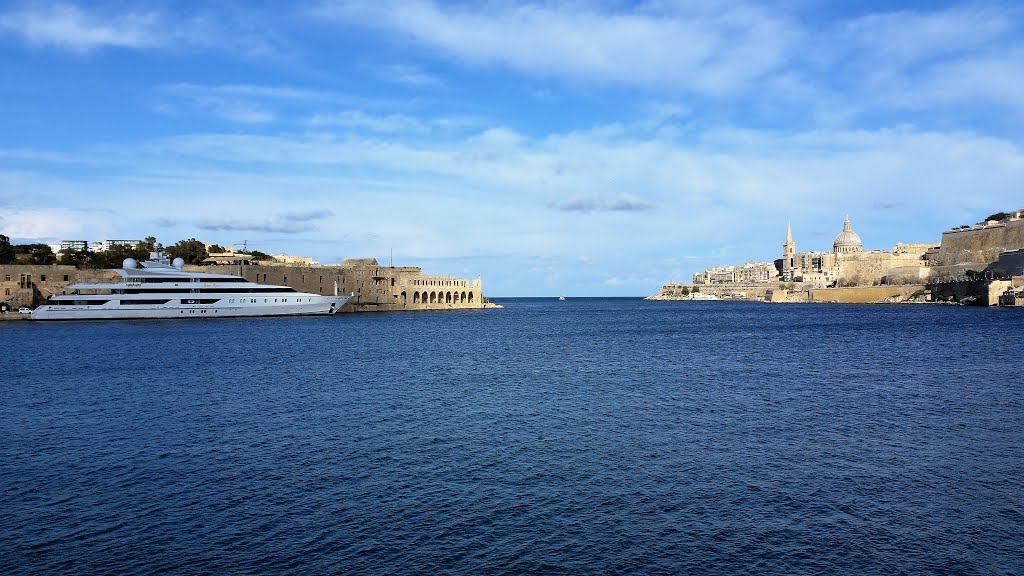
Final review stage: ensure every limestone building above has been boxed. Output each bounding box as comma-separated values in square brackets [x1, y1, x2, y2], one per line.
[780, 216, 932, 288]
[693, 261, 776, 285]
[186, 257, 485, 312]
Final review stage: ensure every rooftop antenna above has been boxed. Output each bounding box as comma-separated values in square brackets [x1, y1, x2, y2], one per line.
[390, 248, 393, 268]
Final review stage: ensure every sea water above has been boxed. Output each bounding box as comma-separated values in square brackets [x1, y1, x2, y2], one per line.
[1, 299, 1022, 575]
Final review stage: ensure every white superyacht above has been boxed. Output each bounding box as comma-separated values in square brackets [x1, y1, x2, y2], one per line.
[30, 253, 352, 320]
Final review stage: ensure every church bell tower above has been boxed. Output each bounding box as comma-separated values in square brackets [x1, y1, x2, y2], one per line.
[782, 222, 796, 280]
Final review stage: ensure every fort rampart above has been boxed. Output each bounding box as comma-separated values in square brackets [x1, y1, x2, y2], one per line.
[192, 259, 485, 313]
[930, 218, 1024, 268]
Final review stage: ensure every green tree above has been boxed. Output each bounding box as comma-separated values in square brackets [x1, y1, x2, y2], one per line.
[142, 236, 157, 251]
[59, 249, 93, 268]
[91, 243, 150, 268]
[166, 238, 209, 265]
[245, 249, 272, 261]
[0, 234, 15, 264]
[14, 243, 56, 265]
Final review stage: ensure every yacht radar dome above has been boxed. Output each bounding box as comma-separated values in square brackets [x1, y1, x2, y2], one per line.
[122, 258, 137, 269]
[172, 257, 185, 270]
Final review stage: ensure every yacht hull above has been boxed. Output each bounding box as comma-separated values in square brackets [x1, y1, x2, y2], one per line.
[30, 296, 351, 321]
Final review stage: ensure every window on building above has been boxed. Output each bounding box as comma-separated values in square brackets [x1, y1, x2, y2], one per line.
[4, 274, 9, 281]
[4, 288, 8, 296]
[63, 275, 69, 281]
[40, 274, 46, 281]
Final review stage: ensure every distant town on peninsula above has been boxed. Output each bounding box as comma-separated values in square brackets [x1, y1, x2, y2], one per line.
[649, 208, 1024, 307]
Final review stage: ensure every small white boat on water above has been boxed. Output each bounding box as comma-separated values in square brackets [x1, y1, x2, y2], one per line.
[30, 253, 352, 321]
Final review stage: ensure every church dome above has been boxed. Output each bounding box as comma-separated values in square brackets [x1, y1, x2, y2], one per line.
[834, 216, 862, 253]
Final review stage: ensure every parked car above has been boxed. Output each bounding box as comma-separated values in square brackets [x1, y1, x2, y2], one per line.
[19, 307, 32, 314]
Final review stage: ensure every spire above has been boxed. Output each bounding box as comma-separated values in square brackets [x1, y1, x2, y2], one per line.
[786, 221, 793, 243]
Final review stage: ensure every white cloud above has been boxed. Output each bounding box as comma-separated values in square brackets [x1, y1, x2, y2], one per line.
[0, 3, 161, 52]
[0, 208, 93, 240]
[547, 194, 654, 213]
[312, 0, 798, 95]
[0, 3, 287, 57]
[308, 110, 430, 134]
[839, 5, 1015, 68]
[375, 64, 443, 87]
[7, 120, 1022, 261]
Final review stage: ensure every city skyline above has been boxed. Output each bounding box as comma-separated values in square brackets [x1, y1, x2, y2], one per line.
[1, 1, 1021, 296]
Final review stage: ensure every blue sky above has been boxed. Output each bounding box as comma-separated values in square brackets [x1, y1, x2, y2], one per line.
[0, 1, 1021, 296]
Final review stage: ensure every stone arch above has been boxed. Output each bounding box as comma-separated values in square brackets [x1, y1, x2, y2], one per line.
[460, 291, 467, 303]
[400, 291, 406, 304]
[446, 292, 452, 304]
[430, 291, 436, 304]
[413, 292, 420, 304]
[468, 292, 474, 303]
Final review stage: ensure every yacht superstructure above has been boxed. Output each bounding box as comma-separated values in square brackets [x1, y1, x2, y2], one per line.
[30, 253, 352, 320]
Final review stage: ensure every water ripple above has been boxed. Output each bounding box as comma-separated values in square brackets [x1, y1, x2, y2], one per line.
[1, 301, 1023, 575]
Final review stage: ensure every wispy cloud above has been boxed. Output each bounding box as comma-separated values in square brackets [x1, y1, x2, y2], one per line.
[547, 194, 655, 213]
[376, 64, 443, 87]
[196, 219, 318, 234]
[157, 83, 334, 124]
[308, 1, 1024, 124]
[196, 210, 333, 234]
[308, 110, 429, 134]
[0, 3, 161, 52]
[0, 3, 287, 57]
[281, 209, 333, 222]
[311, 1, 797, 95]
[161, 83, 330, 102]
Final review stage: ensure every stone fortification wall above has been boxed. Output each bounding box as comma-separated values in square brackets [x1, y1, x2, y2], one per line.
[927, 279, 1012, 306]
[986, 248, 1024, 277]
[837, 250, 928, 287]
[930, 218, 1024, 267]
[1, 265, 118, 307]
[807, 285, 926, 304]
[189, 260, 484, 313]
[652, 282, 793, 301]
[882, 266, 931, 284]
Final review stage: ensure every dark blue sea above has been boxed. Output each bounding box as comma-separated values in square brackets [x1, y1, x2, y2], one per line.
[2, 299, 1022, 575]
